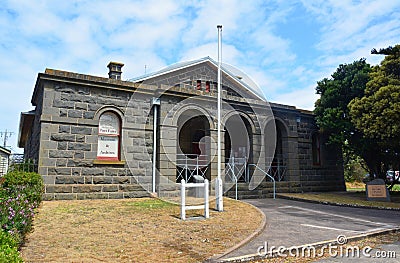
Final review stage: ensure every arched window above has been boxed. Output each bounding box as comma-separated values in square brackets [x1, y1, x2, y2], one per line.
[97, 112, 121, 161]
[312, 133, 321, 166]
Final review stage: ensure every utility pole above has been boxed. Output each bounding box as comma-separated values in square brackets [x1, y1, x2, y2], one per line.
[0, 130, 14, 148]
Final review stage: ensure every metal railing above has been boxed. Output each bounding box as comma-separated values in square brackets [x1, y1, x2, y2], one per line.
[176, 154, 208, 182]
[248, 164, 276, 199]
[8, 154, 38, 173]
[268, 164, 286, 182]
[267, 155, 286, 181]
[226, 156, 248, 183]
[226, 156, 248, 200]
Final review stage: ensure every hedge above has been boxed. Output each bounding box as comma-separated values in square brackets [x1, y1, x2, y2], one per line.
[0, 170, 44, 262]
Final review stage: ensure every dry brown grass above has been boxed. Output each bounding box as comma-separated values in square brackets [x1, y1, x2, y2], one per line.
[20, 197, 263, 263]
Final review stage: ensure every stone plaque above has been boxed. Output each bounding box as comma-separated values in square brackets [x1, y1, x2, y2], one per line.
[366, 179, 390, 202]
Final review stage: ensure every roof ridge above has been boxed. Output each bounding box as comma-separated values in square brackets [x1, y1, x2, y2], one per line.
[128, 57, 266, 101]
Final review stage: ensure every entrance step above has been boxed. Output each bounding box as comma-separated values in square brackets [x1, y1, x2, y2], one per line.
[225, 181, 294, 199]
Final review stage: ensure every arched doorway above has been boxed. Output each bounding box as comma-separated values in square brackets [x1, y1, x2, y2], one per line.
[224, 114, 253, 182]
[268, 119, 288, 181]
[176, 111, 211, 182]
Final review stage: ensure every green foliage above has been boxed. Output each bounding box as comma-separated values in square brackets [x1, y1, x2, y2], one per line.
[0, 170, 43, 261]
[2, 171, 44, 206]
[0, 190, 37, 239]
[350, 85, 400, 139]
[314, 59, 371, 146]
[349, 44, 400, 177]
[371, 45, 400, 56]
[313, 59, 384, 176]
[349, 44, 400, 141]
[315, 47, 400, 180]
[0, 231, 23, 263]
[0, 187, 6, 200]
[343, 153, 367, 182]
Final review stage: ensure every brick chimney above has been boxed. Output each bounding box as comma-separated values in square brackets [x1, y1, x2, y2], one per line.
[107, 62, 124, 80]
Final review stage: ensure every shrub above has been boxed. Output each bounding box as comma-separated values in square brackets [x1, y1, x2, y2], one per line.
[2, 171, 44, 206]
[0, 191, 36, 239]
[0, 186, 6, 200]
[0, 230, 23, 263]
[0, 170, 43, 250]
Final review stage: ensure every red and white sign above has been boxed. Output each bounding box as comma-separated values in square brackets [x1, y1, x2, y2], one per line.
[97, 112, 120, 160]
[98, 112, 120, 135]
[97, 136, 119, 160]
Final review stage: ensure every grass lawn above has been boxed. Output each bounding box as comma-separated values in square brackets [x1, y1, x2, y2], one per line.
[20, 197, 263, 263]
[346, 181, 400, 192]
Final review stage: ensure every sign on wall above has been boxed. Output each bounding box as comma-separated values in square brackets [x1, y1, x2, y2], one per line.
[97, 112, 120, 160]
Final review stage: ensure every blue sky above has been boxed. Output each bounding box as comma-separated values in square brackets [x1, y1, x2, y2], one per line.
[1, 0, 399, 153]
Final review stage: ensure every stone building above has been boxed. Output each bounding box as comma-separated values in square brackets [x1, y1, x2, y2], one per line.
[18, 57, 345, 200]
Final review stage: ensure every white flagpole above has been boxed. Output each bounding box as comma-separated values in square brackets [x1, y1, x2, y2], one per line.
[216, 25, 223, 211]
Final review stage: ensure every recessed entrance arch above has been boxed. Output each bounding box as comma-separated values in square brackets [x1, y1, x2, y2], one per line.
[176, 110, 211, 182]
[265, 118, 288, 181]
[224, 113, 253, 182]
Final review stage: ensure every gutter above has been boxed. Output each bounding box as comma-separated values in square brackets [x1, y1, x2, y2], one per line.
[151, 98, 161, 194]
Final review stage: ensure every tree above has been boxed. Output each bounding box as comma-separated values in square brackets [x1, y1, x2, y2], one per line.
[349, 44, 400, 183]
[314, 59, 373, 167]
[314, 59, 371, 145]
[313, 59, 393, 183]
[343, 150, 368, 183]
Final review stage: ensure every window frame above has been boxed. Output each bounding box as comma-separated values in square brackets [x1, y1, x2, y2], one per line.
[96, 111, 122, 161]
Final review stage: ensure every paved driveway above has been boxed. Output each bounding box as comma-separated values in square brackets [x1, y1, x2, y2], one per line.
[220, 198, 400, 261]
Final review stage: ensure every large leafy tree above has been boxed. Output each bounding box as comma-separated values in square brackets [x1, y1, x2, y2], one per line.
[313, 59, 393, 181]
[314, 59, 372, 155]
[314, 59, 371, 143]
[349, 45, 400, 179]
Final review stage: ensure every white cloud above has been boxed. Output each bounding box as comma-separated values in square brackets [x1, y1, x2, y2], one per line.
[179, 42, 243, 65]
[181, 0, 263, 46]
[302, 0, 400, 54]
[271, 84, 319, 111]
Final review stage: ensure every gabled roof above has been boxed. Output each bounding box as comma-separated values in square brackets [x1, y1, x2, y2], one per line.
[129, 57, 267, 101]
[18, 110, 36, 148]
[0, 146, 11, 155]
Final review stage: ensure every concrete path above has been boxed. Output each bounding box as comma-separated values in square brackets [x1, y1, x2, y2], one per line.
[219, 198, 400, 262]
